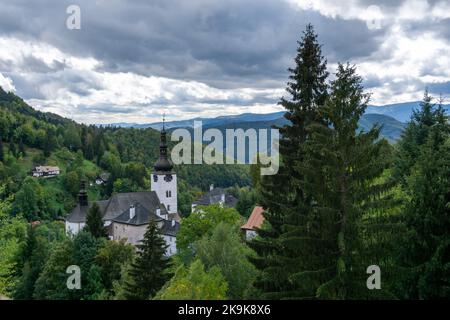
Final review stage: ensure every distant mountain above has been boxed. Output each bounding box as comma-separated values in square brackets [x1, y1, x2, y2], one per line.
[109, 100, 450, 129]
[111, 110, 405, 143]
[367, 101, 450, 123]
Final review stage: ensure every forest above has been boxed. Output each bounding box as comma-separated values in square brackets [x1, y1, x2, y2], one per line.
[0, 24, 449, 300]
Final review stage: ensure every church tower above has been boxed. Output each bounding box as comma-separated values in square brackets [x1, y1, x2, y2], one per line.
[151, 117, 177, 214]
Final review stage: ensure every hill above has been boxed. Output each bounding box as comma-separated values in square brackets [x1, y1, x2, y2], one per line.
[0, 87, 251, 218]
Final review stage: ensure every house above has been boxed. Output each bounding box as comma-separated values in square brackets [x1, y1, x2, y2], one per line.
[241, 206, 265, 240]
[65, 123, 180, 256]
[191, 184, 238, 213]
[32, 166, 60, 178]
[95, 172, 110, 185]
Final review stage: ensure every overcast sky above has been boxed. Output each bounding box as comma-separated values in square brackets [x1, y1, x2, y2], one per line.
[0, 0, 449, 124]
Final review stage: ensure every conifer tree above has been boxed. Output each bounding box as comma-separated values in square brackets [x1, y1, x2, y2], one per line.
[8, 137, 16, 157]
[84, 202, 107, 238]
[395, 120, 450, 299]
[292, 63, 397, 299]
[124, 220, 169, 300]
[0, 135, 4, 162]
[19, 138, 26, 157]
[249, 24, 328, 298]
[393, 90, 446, 184]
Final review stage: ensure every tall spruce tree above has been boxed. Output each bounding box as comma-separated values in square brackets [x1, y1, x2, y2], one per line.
[249, 24, 328, 298]
[393, 90, 446, 185]
[292, 63, 398, 299]
[84, 202, 107, 238]
[124, 220, 169, 300]
[395, 119, 450, 299]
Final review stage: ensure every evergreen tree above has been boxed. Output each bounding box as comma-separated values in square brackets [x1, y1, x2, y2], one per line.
[8, 137, 16, 158]
[394, 90, 446, 184]
[291, 63, 397, 299]
[395, 120, 450, 299]
[84, 202, 107, 238]
[18, 138, 26, 157]
[0, 135, 4, 162]
[249, 23, 328, 298]
[123, 220, 169, 300]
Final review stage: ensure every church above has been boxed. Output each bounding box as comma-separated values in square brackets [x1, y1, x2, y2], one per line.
[65, 124, 180, 256]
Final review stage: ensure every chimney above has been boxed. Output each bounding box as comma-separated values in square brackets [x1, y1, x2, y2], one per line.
[171, 220, 175, 227]
[210, 184, 214, 191]
[221, 193, 225, 203]
[78, 180, 88, 207]
[129, 205, 136, 220]
[156, 208, 161, 217]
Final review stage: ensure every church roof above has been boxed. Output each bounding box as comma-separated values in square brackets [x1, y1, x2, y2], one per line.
[66, 200, 109, 223]
[66, 191, 166, 223]
[112, 203, 164, 226]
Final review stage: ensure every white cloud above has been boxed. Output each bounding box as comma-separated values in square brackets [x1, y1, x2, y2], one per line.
[0, 72, 15, 92]
[0, 37, 282, 124]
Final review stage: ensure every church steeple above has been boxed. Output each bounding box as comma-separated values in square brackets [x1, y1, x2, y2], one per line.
[153, 114, 173, 172]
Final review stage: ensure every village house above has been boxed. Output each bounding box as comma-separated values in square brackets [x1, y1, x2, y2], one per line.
[95, 172, 110, 185]
[241, 206, 265, 240]
[32, 165, 60, 178]
[191, 184, 238, 213]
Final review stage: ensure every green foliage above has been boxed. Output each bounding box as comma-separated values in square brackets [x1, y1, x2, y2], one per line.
[123, 221, 169, 300]
[395, 122, 450, 299]
[177, 204, 242, 253]
[33, 239, 74, 300]
[249, 23, 329, 298]
[196, 222, 258, 299]
[84, 203, 108, 238]
[394, 90, 447, 184]
[65, 171, 81, 196]
[14, 221, 65, 299]
[95, 239, 135, 296]
[13, 177, 48, 221]
[234, 187, 260, 218]
[0, 214, 27, 296]
[155, 259, 228, 300]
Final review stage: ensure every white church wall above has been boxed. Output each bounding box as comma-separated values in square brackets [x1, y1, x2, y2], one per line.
[65, 221, 85, 235]
[163, 235, 177, 256]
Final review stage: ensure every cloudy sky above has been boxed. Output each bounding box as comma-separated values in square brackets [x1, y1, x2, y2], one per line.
[0, 0, 449, 124]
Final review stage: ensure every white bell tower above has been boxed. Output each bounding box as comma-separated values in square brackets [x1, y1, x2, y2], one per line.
[151, 116, 177, 214]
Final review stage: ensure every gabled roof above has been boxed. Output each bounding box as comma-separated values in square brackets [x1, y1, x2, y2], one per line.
[160, 219, 180, 236]
[192, 187, 238, 207]
[112, 203, 163, 226]
[66, 191, 165, 223]
[66, 200, 109, 223]
[102, 191, 163, 221]
[241, 206, 265, 231]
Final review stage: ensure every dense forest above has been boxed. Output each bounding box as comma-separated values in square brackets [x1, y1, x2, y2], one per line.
[0, 24, 449, 300]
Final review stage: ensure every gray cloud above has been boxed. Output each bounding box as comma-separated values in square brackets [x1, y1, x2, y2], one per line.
[0, 0, 448, 122]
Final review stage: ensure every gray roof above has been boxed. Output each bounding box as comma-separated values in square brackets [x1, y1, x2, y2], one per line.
[66, 191, 165, 223]
[67, 200, 109, 223]
[192, 187, 238, 207]
[160, 219, 180, 236]
[112, 203, 164, 226]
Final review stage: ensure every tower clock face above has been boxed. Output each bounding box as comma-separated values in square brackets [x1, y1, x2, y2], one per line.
[153, 174, 158, 182]
[164, 174, 173, 182]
